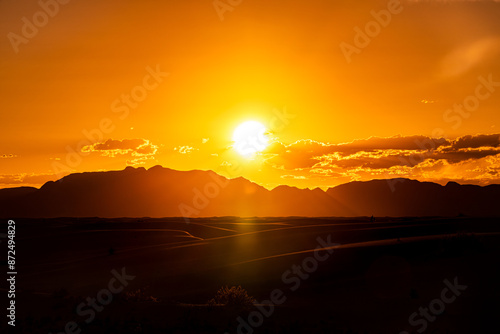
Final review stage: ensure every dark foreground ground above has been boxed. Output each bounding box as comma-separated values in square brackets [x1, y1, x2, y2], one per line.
[1, 216, 499, 333]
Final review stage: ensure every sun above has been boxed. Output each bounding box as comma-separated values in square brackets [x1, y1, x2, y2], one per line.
[232, 121, 269, 157]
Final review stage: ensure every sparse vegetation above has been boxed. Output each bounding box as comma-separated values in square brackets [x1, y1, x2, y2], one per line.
[208, 285, 255, 309]
[124, 287, 159, 303]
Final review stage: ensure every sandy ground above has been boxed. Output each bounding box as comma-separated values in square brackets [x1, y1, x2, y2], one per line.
[1, 216, 499, 333]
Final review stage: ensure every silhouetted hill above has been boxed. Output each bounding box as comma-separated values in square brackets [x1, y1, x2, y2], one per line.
[0, 166, 498, 217]
[326, 178, 500, 217]
[0, 186, 37, 200]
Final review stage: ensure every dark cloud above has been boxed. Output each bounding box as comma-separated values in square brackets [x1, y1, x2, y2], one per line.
[434, 148, 500, 163]
[450, 134, 500, 149]
[267, 136, 449, 156]
[82, 139, 158, 158]
[266, 135, 450, 170]
[92, 139, 146, 151]
[334, 136, 449, 154]
[266, 134, 500, 173]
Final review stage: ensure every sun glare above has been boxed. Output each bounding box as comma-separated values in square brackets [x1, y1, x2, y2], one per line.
[232, 121, 269, 157]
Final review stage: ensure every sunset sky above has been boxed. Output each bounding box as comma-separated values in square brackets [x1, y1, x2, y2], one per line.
[1, 0, 500, 189]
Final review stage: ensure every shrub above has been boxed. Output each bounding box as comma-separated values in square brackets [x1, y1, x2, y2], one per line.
[208, 285, 255, 309]
[124, 287, 159, 303]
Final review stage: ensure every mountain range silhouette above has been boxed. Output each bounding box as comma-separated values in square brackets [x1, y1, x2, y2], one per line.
[0, 166, 498, 218]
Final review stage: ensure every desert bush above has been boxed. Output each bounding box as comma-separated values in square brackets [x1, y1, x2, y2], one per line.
[124, 287, 159, 303]
[208, 285, 255, 309]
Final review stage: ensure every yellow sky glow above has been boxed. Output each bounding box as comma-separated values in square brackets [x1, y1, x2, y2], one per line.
[1, 0, 500, 189]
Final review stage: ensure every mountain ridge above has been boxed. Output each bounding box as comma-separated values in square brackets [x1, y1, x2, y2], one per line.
[0, 166, 498, 218]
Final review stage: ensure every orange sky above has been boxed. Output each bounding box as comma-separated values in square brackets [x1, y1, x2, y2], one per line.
[1, 0, 500, 189]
